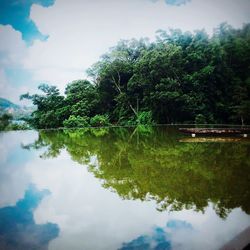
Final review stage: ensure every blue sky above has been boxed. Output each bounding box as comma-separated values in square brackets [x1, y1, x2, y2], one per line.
[0, 0, 250, 104]
[0, 0, 55, 44]
[165, 0, 191, 6]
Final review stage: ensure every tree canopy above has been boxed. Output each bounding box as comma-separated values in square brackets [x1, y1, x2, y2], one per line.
[21, 23, 250, 128]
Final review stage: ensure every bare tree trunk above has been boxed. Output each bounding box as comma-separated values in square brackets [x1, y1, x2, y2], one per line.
[111, 73, 138, 118]
[241, 116, 244, 126]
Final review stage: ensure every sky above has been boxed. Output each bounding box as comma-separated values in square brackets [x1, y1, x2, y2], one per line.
[0, 0, 250, 104]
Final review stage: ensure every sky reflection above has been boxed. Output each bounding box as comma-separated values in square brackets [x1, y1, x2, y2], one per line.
[0, 184, 59, 250]
[0, 129, 249, 250]
[119, 220, 193, 250]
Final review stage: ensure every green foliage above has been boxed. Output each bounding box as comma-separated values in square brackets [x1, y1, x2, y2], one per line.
[65, 80, 99, 117]
[5, 122, 30, 131]
[0, 114, 30, 131]
[195, 114, 207, 124]
[91, 128, 109, 137]
[137, 111, 154, 125]
[0, 113, 12, 130]
[21, 23, 250, 128]
[90, 114, 110, 127]
[63, 115, 89, 128]
[20, 84, 65, 129]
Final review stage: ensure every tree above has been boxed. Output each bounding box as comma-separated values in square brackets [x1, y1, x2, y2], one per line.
[87, 39, 149, 123]
[21, 23, 250, 128]
[65, 80, 99, 118]
[90, 114, 110, 127]
[63, 115, 89, 128]
[20, 84, 65, 128]
[0, 113, 13, 130]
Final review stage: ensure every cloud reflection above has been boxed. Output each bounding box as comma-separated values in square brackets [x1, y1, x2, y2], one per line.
[0, 184, 59, 250]
[119, 220, 192, 250]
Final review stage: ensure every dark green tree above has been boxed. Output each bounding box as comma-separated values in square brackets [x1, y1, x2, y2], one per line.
[21, 23, 250, 128]
[20, 84, 65, 128]
[65, 80, 99, 118]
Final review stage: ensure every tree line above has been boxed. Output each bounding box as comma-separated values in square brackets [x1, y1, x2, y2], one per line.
[21, 23, 250, 129]
[0, 113, 29, 131]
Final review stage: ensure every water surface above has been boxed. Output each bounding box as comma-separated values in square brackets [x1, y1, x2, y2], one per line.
[0, 126, 250, 250]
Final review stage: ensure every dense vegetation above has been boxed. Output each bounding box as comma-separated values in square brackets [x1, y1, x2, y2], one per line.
[0, 113, 29, 131]
[21, 23, 250, 128]
[23, 127, 250, 218]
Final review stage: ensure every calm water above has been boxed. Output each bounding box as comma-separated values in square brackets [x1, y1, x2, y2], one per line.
[0, 126, 249, 250]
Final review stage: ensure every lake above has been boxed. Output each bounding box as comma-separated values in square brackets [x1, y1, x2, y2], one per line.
[0, 126, 249, 250]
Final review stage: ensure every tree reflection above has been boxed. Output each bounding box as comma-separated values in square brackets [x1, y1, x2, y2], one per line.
[23, 127, 250, 218]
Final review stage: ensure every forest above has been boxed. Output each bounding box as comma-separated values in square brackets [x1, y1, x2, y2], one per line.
[21, 23, 250, 129]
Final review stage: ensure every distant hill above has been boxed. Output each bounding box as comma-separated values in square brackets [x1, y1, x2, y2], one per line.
[0, 97, 35, 119]
[0, 97, 19, 110]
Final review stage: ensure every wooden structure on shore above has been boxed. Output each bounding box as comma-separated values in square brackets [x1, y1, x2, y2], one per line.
[179, 128, 250, 137]
[179, 137, 249, 143]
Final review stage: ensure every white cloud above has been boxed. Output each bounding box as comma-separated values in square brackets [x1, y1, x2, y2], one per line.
[0, 68, 30, 103]
[28, 67, 84, 93]
[21, 0, 250, 91]
[0, 25, 27, 67]
[24, 150, 250, 250]
[0, 68, 9, 93]
[0, 26, 32, 103]
[0, 131, 38, 207]
[1, 0, 250, 99]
